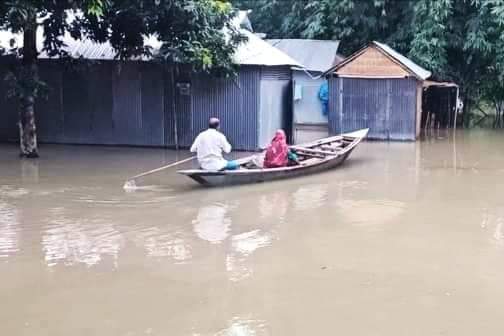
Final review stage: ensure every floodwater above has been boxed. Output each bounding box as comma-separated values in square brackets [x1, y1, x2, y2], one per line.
[1, 130, 504, 336]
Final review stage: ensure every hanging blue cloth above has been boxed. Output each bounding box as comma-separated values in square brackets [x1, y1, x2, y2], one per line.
[318, 81, 329, 116]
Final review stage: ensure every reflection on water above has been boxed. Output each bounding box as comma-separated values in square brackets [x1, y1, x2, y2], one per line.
[258, 192, 289, 225]
[42, 207, 124, 267]
[20, 159, 39, 184]
[478, 209, 504, 247]
[191, 200, 274, 281]
[480, 208, 489, 229]
[134, 226, 192, 262]
[336, 199, 405, 227]
[0, 201, 19, 258]
[225, 254, 252, 282]
[493, 217, 504, 245]
[193, 203, 233, 244]
[214, 317, 268, 336]
[231, 230, 272, 256]
[293, 184, 328, 211]
[227, 230, 272, 282]
[2, 132, 504, 335]
[336, 180, 368, 189]
[0, 185, 30, 198]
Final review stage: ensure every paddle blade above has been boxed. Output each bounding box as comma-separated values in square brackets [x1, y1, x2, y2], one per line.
[123, 179, 137, 190]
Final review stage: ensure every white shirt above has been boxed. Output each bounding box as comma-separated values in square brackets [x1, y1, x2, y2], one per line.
[190, 129, 232, 170]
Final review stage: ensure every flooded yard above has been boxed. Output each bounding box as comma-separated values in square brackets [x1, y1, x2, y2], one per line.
[1, 130, 504, 335]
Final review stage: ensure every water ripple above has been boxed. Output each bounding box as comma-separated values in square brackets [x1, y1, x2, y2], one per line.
[134, 226, 192, 262]
[193, 203, 232, 244]
[214, 317, 268, 336]
[0, 186, 30, 199]
[336, 199, 405, 227]
[42, 208, 124, 267]
[0, 202, 19, 258]
[293, 184, 328, 211]
[226, 230, 272, 282]
[75, 197, 171, 206]
[258, 193, 288, 223]
[231, 230, 272, 256]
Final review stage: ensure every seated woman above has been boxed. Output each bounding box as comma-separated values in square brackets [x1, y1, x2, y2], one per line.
[263, 130, 298, 168]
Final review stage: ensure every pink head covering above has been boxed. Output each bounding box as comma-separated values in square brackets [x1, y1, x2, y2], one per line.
[264, 130, 288, 168]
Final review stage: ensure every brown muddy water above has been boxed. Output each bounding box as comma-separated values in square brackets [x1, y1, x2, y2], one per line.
[1, 130, 504, 336]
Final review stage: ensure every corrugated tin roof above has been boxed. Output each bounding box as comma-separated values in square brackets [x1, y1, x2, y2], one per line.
[0, 11, 300, 67]
[325, 41, 432, 80]
[235, 31, 300, 66]
[266, 39, 340, 72]
[372, 41, 431, 80]
[0, 29, 158, 60]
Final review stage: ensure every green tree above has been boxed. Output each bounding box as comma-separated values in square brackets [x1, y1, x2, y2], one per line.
[234, 0, 504, 127]
[234, 0, 415, 55]
[478, 0, 504, 127]
[0, 0, 243, 157]
[408, 0, 451, 75]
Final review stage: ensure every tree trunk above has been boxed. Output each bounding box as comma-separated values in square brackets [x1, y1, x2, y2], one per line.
[501, 104, 504, 129]
[19, 13, 39, 158]
[492, 100, 502, 129]
[19, 94, 38, 157]
[498, 101, 504, 129]
[492, 101, 497, 128]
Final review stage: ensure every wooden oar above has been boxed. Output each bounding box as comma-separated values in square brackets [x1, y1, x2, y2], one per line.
[123, 156, 196, 189]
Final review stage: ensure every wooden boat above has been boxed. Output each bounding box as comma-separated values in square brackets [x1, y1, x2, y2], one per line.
[178, 128, 368, 186]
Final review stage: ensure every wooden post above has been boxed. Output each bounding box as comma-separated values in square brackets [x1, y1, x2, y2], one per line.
[171, 66, 179, 150]
[338, 77, 344, 134]
[453, 87, 459, 130]
[415, 81, 423, 139]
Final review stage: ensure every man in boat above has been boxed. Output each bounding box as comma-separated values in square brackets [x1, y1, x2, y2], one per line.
[190, 117, 239, 171]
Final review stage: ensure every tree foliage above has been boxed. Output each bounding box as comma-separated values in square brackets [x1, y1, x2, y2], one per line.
[1, 0, 244, 73]
[234, 0, 504, 127]
[234, 0, 415, 55]
[0, 0, 244, 157]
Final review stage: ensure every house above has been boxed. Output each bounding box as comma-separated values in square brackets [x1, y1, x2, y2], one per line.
[0, 12, 300, 150]
[325, 41, 458, 140]
[267, 39, 343, 144]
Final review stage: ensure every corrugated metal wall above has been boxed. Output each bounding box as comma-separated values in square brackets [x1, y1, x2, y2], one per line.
[191, 66, 260, 150]
[328, 76, 341, 134]
[36, 62, 65, 142]
[388, 78, 417, 139]
[258, 66, 291, 148]
[0, 63, 288, 150]
[261, 66, 291, 80]
[163, 67, 175, 147]
[328, 77, 417, 140]
[292, 71, 327, 124]
[0, 59, 19, 142]
[0, 61, 168, 147]
[163, 66, 193, 148]
[140, 63, 165, 146]
[292, 71, 329, 144]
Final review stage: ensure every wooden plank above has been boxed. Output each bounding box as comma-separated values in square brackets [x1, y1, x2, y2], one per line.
[290, 146, 338, 156]
[338, 74, 408, 79]
[336, 46, 411, 78]
[298, 152, 325, 159]
[320, 144, 342, 151]
[300, 158, 323, 166]
[301, 135, 343, 147]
